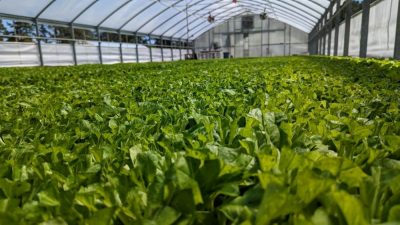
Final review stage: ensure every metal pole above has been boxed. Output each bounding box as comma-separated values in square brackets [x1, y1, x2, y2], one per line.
[267, 18, 270, 56]
[119, 32, 123, 63]
[34, 20, 44, 66]
[284, 24, 287, 56]
[322, 16, 326, 55]
[170, 37, 174, 61]
[343, 0, 352, 56]
[160, 36, 164, 62]
[261, 18, 264, 57]
[70, 25, 77, 65]
[327, 8, 332, 56]
[179, 39, 182, 60]
[135, 33, 139, 63]
[289, 26, 291, 56]
[359, 0, 370, 58]
[97, 28, 103, 64]
[395, 0, 400, 59]
[334, 0, 340, 56]
[149, 37, 153, 62]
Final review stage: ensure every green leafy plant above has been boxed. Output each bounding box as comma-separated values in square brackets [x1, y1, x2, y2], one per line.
[0, 56, 399, 225]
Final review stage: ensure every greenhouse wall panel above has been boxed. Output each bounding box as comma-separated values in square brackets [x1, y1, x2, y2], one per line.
[0, 42, 40, 67]
[152, 48, 163, 62]
[172, 49, 181, 61]
[76, 42, 101, 65]
[367, 0, 398, 58]
[122, 44, 137, 63]
[42, 43, 74, 66]
[348, 13, 362, 57]
[338, 22, 345, 56]
[138, 45, 150, 63]
[163, 49, 173, 62]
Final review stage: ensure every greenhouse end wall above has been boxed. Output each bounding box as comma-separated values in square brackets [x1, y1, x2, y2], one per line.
[194, 15, 309, 58]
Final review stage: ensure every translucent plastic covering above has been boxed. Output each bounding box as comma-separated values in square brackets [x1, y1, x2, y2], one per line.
[0, 0, 331, 39]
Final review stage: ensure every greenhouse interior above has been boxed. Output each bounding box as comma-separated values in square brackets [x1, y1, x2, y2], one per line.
[0, 0, 400, 224]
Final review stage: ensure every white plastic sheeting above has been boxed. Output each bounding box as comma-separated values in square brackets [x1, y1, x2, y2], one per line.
[101, 42, 121, 64]
[0, 42, 40, 67]
[348, 13, 362, 57]
[325, 0, 399, 58]
[151, 48, 163, 62]
[368, 0, 398, 57]
[195, 16, 309, 58]
[0, 0, 330, 39]
[42, 43, 74, 66]
[0, 41, 185, 67]
[137, 44, 151, 62]
[163, 49, 173, 62]
[172, 49, 181, 60]
[338, 22, 345, 56]
[122, 43, 137, 63]
[76, 41, 101, 65]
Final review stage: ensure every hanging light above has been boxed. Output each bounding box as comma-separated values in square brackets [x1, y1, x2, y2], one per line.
[232, 0, 237, 3]
[207, 13, 215, 23]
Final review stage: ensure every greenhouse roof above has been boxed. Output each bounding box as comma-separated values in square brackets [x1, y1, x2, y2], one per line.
[0, 0, 330, 40]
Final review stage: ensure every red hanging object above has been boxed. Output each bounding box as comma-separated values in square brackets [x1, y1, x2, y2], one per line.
[232, 0, 237, 3]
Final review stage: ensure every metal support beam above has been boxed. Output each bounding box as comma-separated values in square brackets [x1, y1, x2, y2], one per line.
[359, 0, 370, 58]
[97, 28, 103, 64]
[135, 34, 139, 63]
[170, 37, 174, 61]
[70, 0, 99, 24]
[327, 7, 332, 56]
[343, 0, 352, 56]
[160, 36, 164, 62]
[395, 0, 400, 59]
[119, 32, 123, 63]
[35, 0, 56, 19]
[71, 25, 78, 65]
[135, 0, 185, 33]
[118, 1, 157, 31]
[34, 20, 44, 66]
[284, 24, 287, 56]
[322, 15, 327, 55]
[97, 0, 133, 28]
[149, 46, 153, 62]
[179, 39, 182, 60]
[334, 0, 340, 56]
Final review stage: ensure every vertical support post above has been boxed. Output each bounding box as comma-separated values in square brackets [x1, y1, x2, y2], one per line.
[359, 0, 370, 58]
[343, 0, 352, 56]
[323, 15, 327, 55]
[267, 18, 270, 56]
[70, 25, 77, 65]
[34, 20, 44, 66]
[327, 8, 333, 56]
[395, 0, 400, 59]
[284, 24, 287, 56]
[289, 26, 291, 56]
[97, 28, 103, 64]
[160, 36, 164, 62]
[119, 32, 123, 63]
[170, 37, 174, 61]
[334, 0, 340, 56]
[149, 37, 153, 62]
[179, 39, 182, 60]
[135, 33, 139, 63]
[261, 18, 264, 57]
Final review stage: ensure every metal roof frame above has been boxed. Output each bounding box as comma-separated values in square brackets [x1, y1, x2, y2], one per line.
[0, 0, 331, 40]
